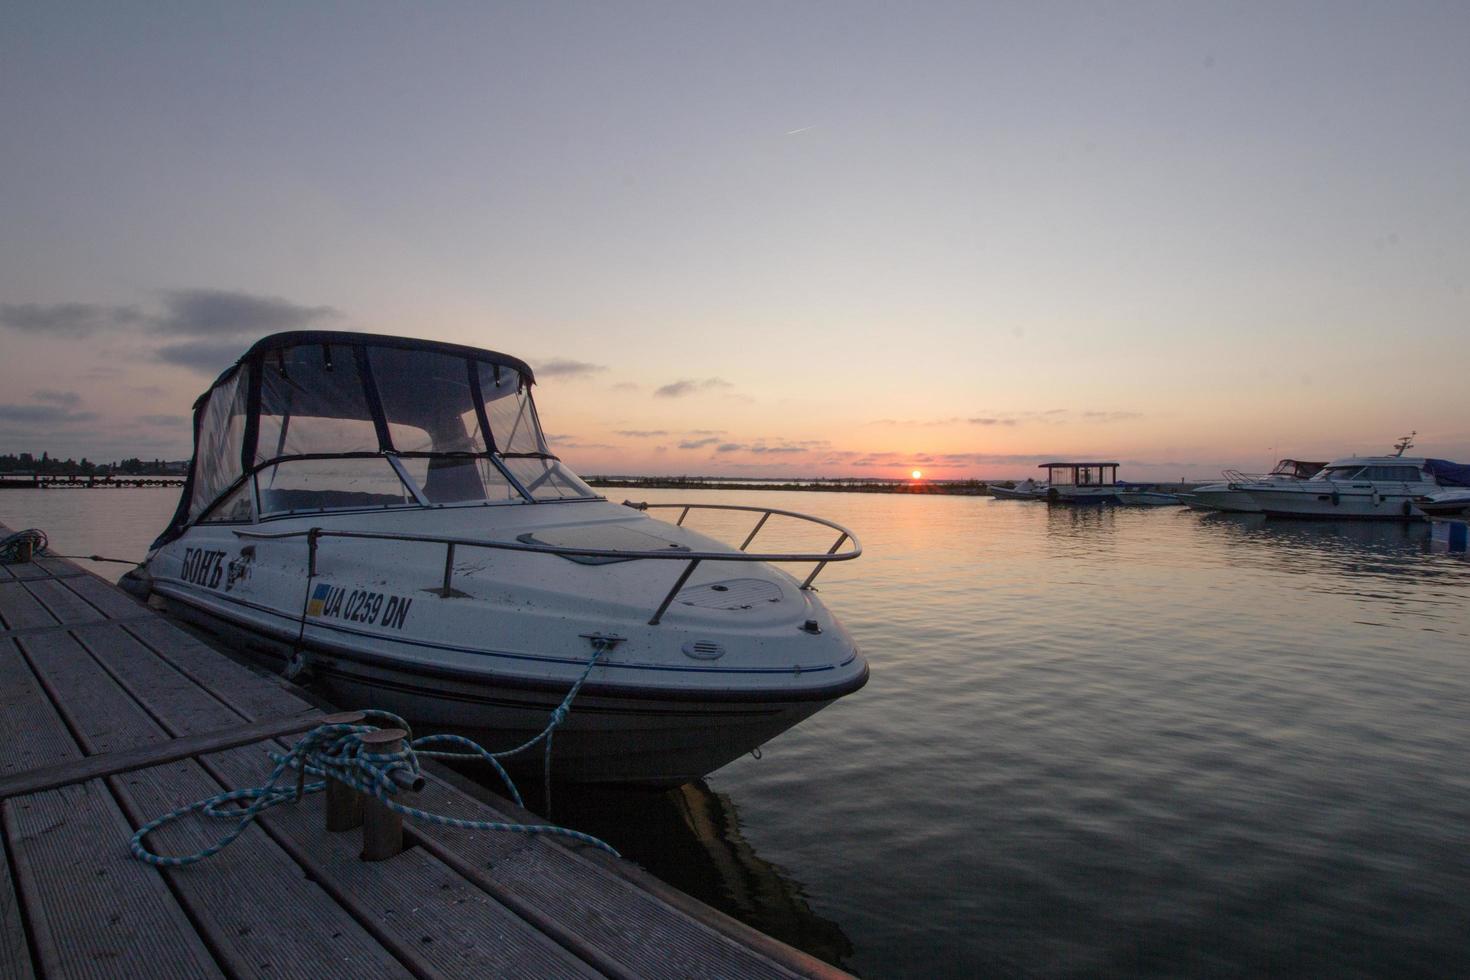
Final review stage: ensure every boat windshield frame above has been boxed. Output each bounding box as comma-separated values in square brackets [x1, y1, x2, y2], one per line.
[155, 331, 603, 547]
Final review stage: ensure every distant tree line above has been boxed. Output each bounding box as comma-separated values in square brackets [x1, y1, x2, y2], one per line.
[0, 452, 187, 477]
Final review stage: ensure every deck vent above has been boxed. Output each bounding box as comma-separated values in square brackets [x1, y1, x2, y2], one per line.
[682, 640, 726, 661]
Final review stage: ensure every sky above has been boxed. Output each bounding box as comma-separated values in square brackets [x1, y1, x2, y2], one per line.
[2, 1, 1468, 480]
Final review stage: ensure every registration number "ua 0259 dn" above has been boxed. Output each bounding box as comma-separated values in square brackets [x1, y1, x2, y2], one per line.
[306, 583, 413, 630]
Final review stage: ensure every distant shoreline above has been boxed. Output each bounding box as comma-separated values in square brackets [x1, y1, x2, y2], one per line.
[587, 477, 1202, 496]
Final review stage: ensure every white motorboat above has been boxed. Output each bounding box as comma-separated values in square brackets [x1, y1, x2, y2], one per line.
[1178, 458, 1326, 513]
[1038, 462, 1120, 504]
[989, 478, 1046, 500]
[1238, 437, 1470, 521]
[126, 331, 868, 785]
[1113, 488, 1183, 507]
[1417, 488, 1470, 519]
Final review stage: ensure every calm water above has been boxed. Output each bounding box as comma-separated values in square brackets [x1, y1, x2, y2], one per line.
[5, 488, 1469, 977]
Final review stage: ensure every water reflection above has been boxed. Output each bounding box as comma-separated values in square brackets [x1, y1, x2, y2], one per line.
[540, 780, 856, 968]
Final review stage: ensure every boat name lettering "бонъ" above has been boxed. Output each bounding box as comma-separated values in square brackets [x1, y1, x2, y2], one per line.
[306, 583, 413, 630]
[181, 547, 228, 589]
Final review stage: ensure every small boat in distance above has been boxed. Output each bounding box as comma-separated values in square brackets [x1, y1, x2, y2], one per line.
[989, 478, 1046, 500]
[1415, 488, 1470, 519]
[1039, 461, 1120, 504]
[1179, 458, 1327, 513]
[1113, 486, 1184, 507]
[124, 331, 868, 785]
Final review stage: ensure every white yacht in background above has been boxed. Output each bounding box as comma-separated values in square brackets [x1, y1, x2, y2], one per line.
[1238, 436, 1470, 521]
[1039, 462, 1120, 504]
[1179, 458, 1326, 513]
[123, 331, 868, 785]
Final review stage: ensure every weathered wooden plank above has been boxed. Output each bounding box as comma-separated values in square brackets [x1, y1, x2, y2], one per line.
[0, 710, 326, 800]
[0, 584, 56, 633]
[72, 623, 291, 741]
[22, 578, 108, 626]
[123, 618, 314, 722]
[0, 563, 16, 583]
[0, 838, 35, 980]
[402, 781, 803, 980]
[3, 781, 223, 978]
[200, 745, 602, 980]
[0, 639, 81, 781]
[20, 626, 416, 977]
[0, 564, 50, 582]
[16, 631, 167, 757]
[29, 557, 77, 578]
[111, 758, 413, 980]
[60, 572, 149, 621]
[74, 619, 606, 977]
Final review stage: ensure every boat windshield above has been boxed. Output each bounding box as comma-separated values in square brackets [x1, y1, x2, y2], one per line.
[173, 334, 598, 535]
[1323, 466, 1364, 481]
[1271, 459, 1326, 479]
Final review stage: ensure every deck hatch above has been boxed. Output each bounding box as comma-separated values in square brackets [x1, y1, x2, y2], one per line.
[677, 577, 784, 610]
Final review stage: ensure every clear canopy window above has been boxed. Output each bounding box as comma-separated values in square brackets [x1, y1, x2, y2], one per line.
[159, 332, 599, 545]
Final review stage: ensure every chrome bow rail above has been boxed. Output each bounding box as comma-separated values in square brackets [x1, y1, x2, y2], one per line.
[234, 500, 860, 626]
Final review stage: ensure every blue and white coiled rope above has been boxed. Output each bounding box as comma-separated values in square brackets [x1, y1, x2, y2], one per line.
[130, 642, 618, 866]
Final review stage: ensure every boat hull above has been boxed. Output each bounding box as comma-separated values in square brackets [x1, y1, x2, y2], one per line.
[1114, 491, 1182, 507]
[988, 486, 1045, 500]
[1047, 486, 1118, 504]
[1243, 485, 1427, 520]
[1179, 485, 1261, 513]
[156, 589, 857, 786]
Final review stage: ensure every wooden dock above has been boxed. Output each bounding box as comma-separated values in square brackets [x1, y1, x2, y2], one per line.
[0, 525, 847, 979]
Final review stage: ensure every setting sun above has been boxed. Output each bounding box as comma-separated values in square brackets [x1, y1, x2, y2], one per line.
[911, 470, 923, 480]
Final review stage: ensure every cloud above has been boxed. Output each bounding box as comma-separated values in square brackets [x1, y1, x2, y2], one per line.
[616, 429, 669, 438]
[155, 339, 252, 373]
[0, 303, 143, 337]
[32, 389, 81, 407]
[685, 428, 724, 436]
[715, 443, 745, 453]
[610, 381, 640, 391]
[748, 445, 806, 454]
[0, 404, 99, 424]
[868, 417, 963, 427]
[152, 289, 340, 337]
[968, 417, 1018, 426]
[1080, 410, 1144, 422]
[654, 378, 733, 398]
[537, 358, 607, 378]
[678, 437, 721, 449]
[138, 414, 189, 426]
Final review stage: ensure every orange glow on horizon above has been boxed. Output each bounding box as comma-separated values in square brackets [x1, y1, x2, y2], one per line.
[911, 470, 923, 480]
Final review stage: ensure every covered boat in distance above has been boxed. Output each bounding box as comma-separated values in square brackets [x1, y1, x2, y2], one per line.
[126, 331, 867, 785]
[1039, 461, 1120, 504]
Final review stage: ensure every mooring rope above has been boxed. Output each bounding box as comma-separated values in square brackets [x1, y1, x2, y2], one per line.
[0, 528, 48, 564]
[130, 642, 619, 867]
[0, 526, 138, 566]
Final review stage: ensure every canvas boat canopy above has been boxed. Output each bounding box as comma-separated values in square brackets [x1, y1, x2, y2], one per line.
[1425, 459, 1470, 488]
[156, 331, 597, 547]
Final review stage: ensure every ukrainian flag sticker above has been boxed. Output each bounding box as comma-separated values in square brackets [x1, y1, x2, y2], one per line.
[306, 583, 331, 617]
